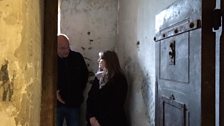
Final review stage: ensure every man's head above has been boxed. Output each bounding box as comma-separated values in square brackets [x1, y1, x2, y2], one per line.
[57, 34, 70, 58]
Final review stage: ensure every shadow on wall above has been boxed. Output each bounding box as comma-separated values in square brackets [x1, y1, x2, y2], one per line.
[123, 57, 154, 126]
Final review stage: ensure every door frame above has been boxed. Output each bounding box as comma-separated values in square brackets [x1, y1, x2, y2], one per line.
[220, 0, 224, 125]
[201, 1, 216, 125]
[40, 0, 58, 126]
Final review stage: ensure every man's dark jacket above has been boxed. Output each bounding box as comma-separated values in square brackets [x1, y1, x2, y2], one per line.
[57, 51, 88, 107]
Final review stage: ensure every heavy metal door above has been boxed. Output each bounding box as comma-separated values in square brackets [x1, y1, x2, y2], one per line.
[154, 0, 216, 126]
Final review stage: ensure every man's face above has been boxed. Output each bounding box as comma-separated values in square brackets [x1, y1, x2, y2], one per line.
[57, 36, 70, 58]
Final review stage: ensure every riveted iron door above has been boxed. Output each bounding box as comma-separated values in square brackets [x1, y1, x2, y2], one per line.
[154, 0, 215, 126]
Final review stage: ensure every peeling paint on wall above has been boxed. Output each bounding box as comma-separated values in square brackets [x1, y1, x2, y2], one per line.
[0, 60, 15, 102]
[0, 0, 43, 125]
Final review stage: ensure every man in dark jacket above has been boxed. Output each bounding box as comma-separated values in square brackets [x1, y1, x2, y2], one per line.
[57, 34, 88, 126]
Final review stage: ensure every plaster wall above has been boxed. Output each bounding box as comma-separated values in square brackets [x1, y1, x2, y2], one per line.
[117, 0, 176, 125]
[59, 0, 118, 73]
[0, 0, 43, 125]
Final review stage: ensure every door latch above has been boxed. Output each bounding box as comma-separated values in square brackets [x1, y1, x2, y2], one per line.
[169, 41, 175, 65]
[212, 9, 223, 30]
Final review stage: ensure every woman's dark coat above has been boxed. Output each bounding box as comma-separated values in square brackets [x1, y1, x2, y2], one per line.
[86, 73, 128, 126]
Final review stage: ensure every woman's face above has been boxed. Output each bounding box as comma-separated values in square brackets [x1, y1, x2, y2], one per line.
[98, 58, 106, 70]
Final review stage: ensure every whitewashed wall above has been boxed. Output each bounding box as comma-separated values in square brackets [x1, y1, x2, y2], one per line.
[117, 0, 176, 125]
[59, 0, 118, 74]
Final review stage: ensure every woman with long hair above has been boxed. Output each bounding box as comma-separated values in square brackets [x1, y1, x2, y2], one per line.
[86, 50, 128, 126]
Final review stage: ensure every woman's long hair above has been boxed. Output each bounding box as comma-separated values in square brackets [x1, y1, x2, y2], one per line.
[101, 50, 123, 79]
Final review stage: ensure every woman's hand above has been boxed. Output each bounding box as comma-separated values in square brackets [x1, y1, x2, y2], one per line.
[56, 90, 65, 104]
[90, 117, 101, 126]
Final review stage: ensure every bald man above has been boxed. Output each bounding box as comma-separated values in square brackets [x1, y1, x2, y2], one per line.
[57, 34, 89, 126]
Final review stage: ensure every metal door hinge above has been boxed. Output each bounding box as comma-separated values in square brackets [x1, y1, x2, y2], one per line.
[212, 9, 223, 30]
